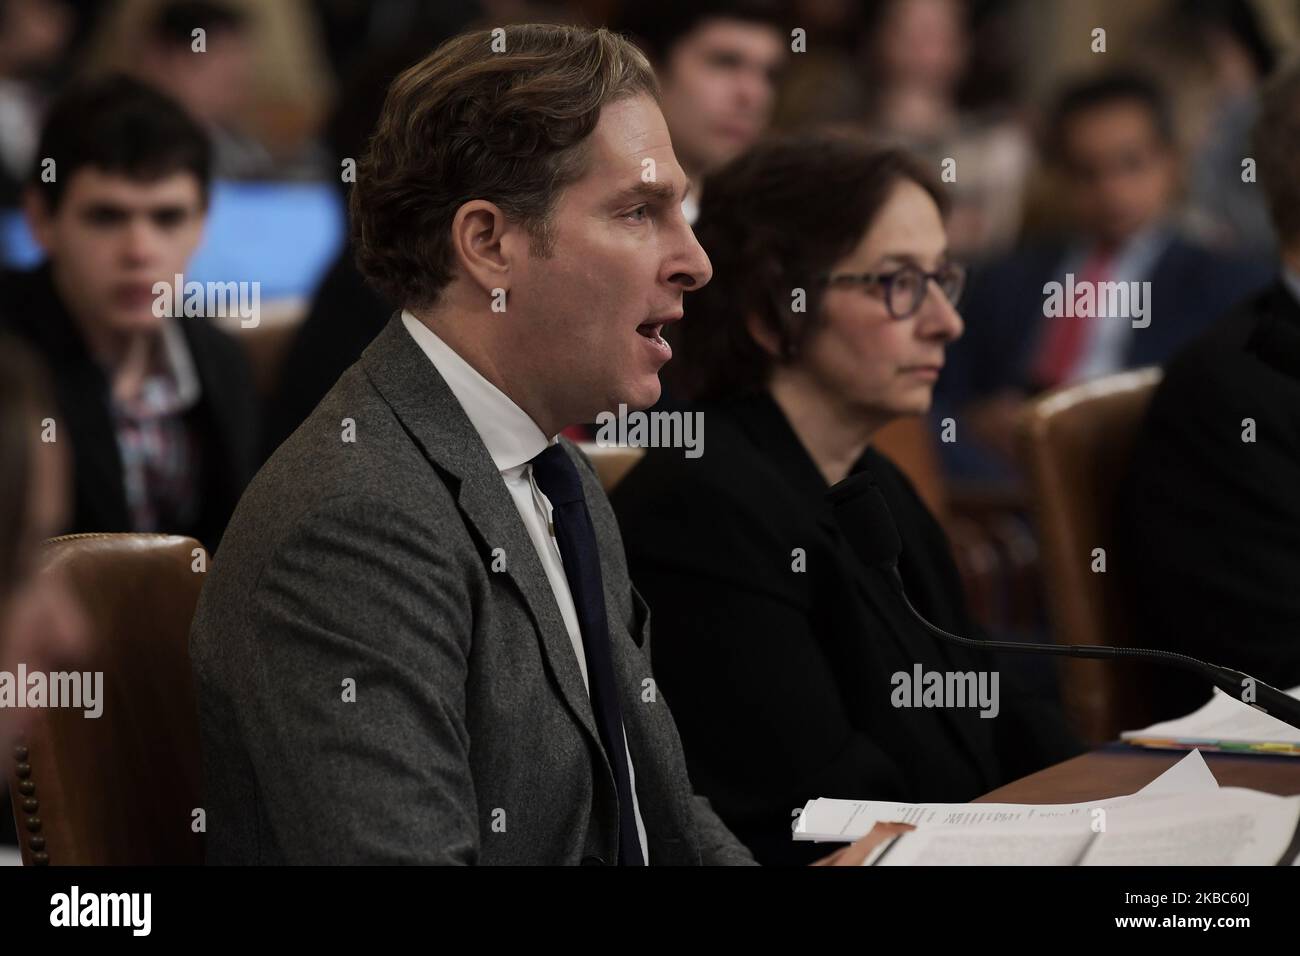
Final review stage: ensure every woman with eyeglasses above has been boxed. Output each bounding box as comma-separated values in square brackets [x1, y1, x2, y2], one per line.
[611, 131, 1081, 865]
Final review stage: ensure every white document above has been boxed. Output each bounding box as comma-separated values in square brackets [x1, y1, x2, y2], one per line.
[793, 749, 1219, 842]
[1121, 685, 1300, 747]
[1135, 748, 1218, 795]
[871, 788, 1300, 866]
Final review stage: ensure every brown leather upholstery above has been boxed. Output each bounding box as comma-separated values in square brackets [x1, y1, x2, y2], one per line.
[1017, 367, 1163, 745]
[873, 415, 948, 521]
[7, 534, 207, 865]
[579, 443, 646, 493]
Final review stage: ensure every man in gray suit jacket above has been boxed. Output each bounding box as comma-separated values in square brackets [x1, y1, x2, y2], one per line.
[190, 23, 899, 865]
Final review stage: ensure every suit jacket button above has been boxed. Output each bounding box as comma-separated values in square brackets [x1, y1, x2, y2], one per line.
[580, 855, 606, 866]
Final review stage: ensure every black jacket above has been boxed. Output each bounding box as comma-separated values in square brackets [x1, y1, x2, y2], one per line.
[261, 246, 389, 460]
[611, 392, 1083, 864]
[0, 264, 259, 552]
[1120, 278, 1300, 717]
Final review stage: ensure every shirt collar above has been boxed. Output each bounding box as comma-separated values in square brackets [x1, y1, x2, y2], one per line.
[1076, 222, 1171, 277]
[112, 316, 202, 419]
[400, 309, 550, 472]
[160, 316, 201, 409]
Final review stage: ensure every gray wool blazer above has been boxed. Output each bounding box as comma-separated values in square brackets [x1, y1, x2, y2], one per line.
[189, 314, 756, 865]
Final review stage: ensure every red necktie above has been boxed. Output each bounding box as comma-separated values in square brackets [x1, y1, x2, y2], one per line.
[1032, 250, 1113, 389]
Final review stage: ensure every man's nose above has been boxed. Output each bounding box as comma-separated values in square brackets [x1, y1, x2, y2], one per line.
[122, 218, 159, 263]
[668, 219, 713, 291]
[737, 66, 772, 113]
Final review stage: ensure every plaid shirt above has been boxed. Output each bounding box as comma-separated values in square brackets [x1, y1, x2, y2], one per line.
[110, 319, 203, 533]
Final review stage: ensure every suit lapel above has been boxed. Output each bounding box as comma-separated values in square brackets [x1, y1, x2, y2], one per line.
[358, 316, 603, 753]
[458, 472, 603, 749]
[601, 570, 697, 864]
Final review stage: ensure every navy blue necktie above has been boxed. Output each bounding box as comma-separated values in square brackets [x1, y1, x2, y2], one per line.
[529, 443, 644, 866]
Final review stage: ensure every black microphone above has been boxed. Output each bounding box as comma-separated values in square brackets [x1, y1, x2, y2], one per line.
[827, 470, 1300, 734]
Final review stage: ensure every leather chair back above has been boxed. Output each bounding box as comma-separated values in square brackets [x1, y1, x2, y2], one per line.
[8, 534, 207, 865]
[1018, 368, 1163, 744]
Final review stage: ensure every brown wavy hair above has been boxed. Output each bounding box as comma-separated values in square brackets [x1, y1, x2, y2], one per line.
[351, 23, 660, 310]
[674, 129, 949, 401]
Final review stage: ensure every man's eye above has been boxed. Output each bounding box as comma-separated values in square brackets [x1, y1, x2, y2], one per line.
[623, 205, 649, 223]
[85, 209, 126, 226]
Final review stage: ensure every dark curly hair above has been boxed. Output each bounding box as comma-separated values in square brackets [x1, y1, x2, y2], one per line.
[28, 73, 211, 213]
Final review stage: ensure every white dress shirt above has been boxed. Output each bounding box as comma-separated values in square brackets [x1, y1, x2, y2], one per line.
[401, 310, 649, 863]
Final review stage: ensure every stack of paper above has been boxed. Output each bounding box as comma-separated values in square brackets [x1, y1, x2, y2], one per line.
[794, 748, 1218, 841]
[793, 751, 1300, 865]
[870, 788, 1300, 866]
[1120, 686, 1300, 755]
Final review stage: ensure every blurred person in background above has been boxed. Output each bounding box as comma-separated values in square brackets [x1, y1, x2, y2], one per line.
[616, 0, 787, 224]
[1119, 58, 1300, 721]
[87, 0, 337, 180]
[0, 75, 258, 551]
[0, 335, 89, 846]
[1150, 0, 1278, 256]
[0, 0, 76, 205]
[130, 0, 276, 179]
[612, 131, 1081, 865]
[765, 0, 871, 127]
[857, 0, 1033, 260]
[937, 71, 1271, 480]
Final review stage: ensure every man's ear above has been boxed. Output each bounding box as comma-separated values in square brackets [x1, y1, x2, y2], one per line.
[745, 310, 783, 358]
[450, 199, 518, 299]
[22, 187, 54, 256]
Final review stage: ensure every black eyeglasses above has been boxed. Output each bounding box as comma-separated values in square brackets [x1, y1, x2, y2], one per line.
[821, 262, 966, 320]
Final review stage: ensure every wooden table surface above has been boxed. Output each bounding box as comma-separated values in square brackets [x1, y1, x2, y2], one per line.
[976, 744, 1300, 804]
